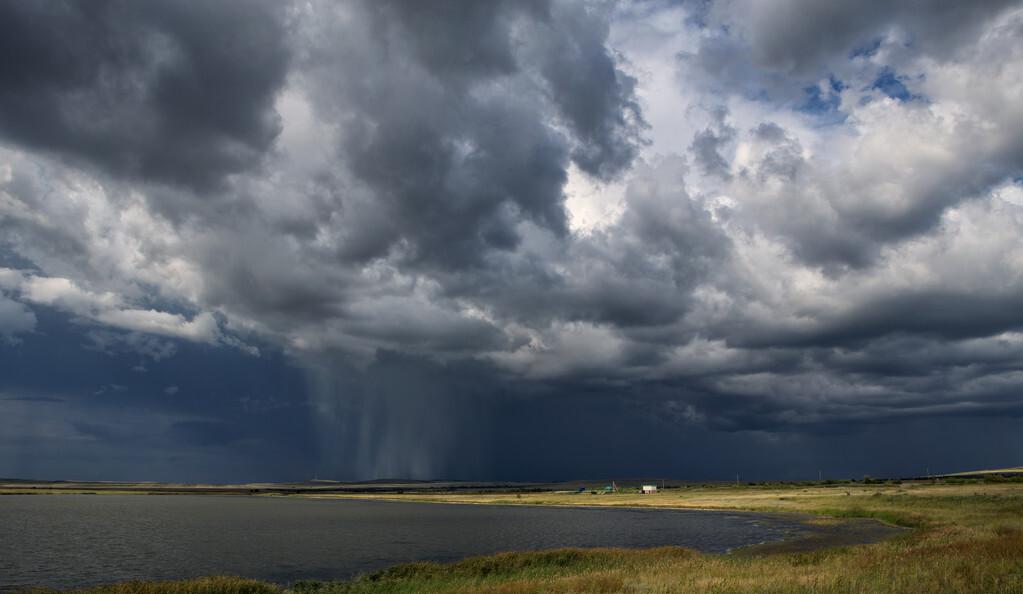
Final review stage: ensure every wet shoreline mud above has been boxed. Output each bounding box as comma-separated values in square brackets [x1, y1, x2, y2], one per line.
[732, 515, 909, 555]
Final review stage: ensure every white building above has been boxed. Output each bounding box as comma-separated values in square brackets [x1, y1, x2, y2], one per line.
[641, 484, 658, 494]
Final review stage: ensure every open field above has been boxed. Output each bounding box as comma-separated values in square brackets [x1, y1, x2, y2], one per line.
[287, 479, 1023, 519]
[940, 467, 1023, 477]
[21, 480, 1023, 593]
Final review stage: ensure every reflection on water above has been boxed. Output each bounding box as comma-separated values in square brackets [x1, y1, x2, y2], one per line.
[0, 495, 806, 591]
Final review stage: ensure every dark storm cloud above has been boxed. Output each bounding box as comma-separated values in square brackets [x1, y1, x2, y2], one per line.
[736, 0, 1019, 73]
[297, 0, 644, 268]
[2, 0, 1023, 482]
[419, 155, 730, 336]
[690, 128, 732, 178]
[297, 348, 1023, 480]
[821, 335, 1023, 380]
[0, 308, 312, 482]
[367, 0, 544, 80]
[787, 292, 1023, 348]
[307, 350, 498, 479]
[689, 108, 735, 179]
[0, 0, 289, 190]
[533, 1, 648, 180]
[150, 0, 653, 356]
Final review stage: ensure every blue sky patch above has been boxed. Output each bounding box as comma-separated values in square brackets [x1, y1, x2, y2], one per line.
[797, 76, 847, 123]
[870, 67, 920, 101]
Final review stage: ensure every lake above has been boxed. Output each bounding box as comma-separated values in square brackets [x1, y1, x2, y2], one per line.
[0, 495, 810, 591]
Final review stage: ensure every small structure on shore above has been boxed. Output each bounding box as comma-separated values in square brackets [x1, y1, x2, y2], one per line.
[641, 484, 658, 494]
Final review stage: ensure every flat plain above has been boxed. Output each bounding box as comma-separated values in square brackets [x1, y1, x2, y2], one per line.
[11, 478, 1023, 593]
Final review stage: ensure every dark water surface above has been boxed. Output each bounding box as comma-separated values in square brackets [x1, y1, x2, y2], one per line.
[0, 495, 809, 591]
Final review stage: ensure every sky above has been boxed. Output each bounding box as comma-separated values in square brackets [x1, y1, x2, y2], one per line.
[1, 0, 1022, 483]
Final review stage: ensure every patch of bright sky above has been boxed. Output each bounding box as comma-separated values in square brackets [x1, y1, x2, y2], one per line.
[995, 179, 1023, 206]
[567, 1, 852, 232]
[610, 2, 700, 156]
[565, 2, 699, 234]
[564, 163, 627, 233]
[275, 86, 336, 171]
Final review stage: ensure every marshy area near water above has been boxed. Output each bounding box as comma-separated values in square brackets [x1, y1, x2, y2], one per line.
[0, 494, 833, 591]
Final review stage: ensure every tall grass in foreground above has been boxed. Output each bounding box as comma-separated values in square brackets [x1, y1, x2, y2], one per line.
[29, 483, 1023, 593]
[31, 577, 277, 594]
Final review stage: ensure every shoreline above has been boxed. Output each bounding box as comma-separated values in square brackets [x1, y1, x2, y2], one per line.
[7, 482, 1020, 593]
[278, 492, 911, 553]
[298, 494, 912, 556]
[2, 485, 911, 556]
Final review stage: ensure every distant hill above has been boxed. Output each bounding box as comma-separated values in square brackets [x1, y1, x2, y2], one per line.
[938, 466, 1023, 478]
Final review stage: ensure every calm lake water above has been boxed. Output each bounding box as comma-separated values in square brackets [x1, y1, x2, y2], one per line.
[0, 495, 809, 591]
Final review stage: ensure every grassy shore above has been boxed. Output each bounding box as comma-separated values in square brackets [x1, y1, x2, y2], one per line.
[26, 480, 1023, 593]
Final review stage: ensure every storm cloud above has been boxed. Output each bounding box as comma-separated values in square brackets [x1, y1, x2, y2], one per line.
[1, 0, 1022, 481]
[0, 0, 290, 191]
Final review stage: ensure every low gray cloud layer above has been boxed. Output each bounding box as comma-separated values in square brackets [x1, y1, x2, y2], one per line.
[1, 0, 1022, 479]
